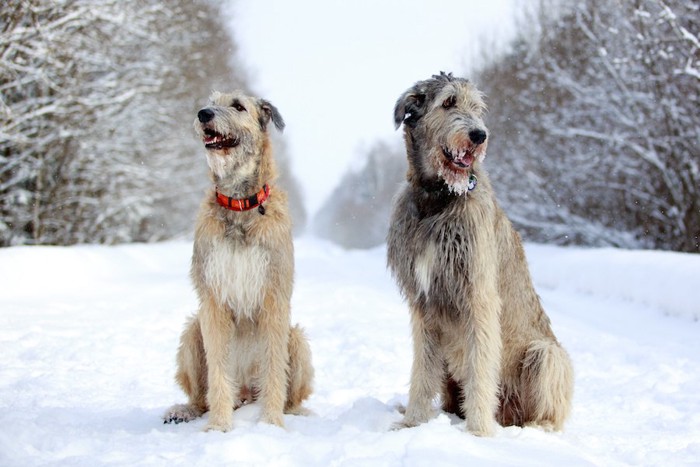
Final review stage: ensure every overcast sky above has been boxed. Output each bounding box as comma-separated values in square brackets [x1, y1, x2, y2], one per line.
[229, 0, 517, 216]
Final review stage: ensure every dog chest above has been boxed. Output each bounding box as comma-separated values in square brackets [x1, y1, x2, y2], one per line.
[201, 237, 270, 318]
[409, 221, 476, 308]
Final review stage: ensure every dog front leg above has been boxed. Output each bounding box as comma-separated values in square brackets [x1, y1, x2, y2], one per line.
[199, 297, 237, 432]
[257, 294, 290, 428]
[399, 308, 442, 428]
[460, 288, 502, 437]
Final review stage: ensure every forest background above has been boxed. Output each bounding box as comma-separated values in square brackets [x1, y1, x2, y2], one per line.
[2, 0, 698, 252]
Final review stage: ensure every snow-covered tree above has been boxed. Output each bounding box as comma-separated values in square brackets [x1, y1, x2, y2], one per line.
[316, 0, 697, 252]
[0, 0, 174, 244]
[476, 0, 699, 252]
[1, 0, 306, 246]
[314, 142, 406, 249]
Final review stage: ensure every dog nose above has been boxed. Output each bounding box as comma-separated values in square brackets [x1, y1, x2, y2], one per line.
[198, 108, 215, 123]
[469, 129, 487, 145]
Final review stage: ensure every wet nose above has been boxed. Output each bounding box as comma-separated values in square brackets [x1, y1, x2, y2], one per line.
[198, 108, 215, 123]
[469, 129, 487, 145]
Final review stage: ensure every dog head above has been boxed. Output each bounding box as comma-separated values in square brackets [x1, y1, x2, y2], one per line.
[194, 91, 284, 183]
[394, 72, 488, 194]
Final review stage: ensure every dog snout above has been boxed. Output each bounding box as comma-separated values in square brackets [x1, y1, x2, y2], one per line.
[469, 129, 487, 145]
[198, 108, 215, 123]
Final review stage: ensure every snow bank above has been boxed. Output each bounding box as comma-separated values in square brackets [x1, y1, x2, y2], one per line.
[526, 244, 700, 321]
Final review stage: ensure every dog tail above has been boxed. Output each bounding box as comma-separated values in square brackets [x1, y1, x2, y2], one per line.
[521, 339, 574, 431]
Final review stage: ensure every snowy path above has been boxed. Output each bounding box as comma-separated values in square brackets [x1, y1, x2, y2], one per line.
[0, 239, 698, 466]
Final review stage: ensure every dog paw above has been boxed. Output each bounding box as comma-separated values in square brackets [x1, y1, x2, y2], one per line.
[284, 406, 313, 417]
[390, 422, 406, 431]
[465, 420, 495, 437]
[524, 420, 556, 432]
[390, 418, 419, 431]
[203, 419, 232, 433]
[203, 410, 233, 432]
[163, 404, 203, 424]
[261, 412, 285, 428]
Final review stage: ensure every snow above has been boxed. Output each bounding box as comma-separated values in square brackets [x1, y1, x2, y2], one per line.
[1, 239, 699, 466]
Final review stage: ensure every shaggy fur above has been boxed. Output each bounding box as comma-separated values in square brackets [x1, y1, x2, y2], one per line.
[163, 91, 313, 432]
[387, 73, 573, 436]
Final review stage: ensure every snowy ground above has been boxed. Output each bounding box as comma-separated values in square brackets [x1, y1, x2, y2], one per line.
[1, 238, 699, 466]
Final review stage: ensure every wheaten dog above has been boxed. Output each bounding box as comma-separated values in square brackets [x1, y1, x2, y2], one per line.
[163, 91, 313, 432]
[388, 73, 573, 436]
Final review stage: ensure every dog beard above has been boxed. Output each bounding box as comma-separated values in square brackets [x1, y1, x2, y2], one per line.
[438, 164, 474, 195]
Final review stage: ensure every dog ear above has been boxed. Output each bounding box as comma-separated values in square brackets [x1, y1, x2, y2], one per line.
[394, 91, 426, 130]
[258, 99, 285, 132]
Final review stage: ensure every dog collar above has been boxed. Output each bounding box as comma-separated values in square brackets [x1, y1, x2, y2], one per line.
[215, 184, 270, 214]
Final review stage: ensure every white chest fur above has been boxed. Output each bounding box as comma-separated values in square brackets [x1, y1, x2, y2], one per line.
[203, 237, 270, 319]
[414, 241, 437, 297]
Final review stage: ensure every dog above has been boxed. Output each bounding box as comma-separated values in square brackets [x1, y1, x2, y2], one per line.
[387, 72, 573, 436]
[163, 91, 313, 432]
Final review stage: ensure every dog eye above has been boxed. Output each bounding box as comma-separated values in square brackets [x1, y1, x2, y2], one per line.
[232, 101, 246, 112]
[442, 96, 456, 109]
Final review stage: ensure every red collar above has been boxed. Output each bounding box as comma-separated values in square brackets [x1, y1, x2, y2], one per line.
[215, 184, 271, 213]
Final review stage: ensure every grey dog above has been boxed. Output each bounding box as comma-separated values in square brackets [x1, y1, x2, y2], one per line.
[388, 72, 573, 436]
